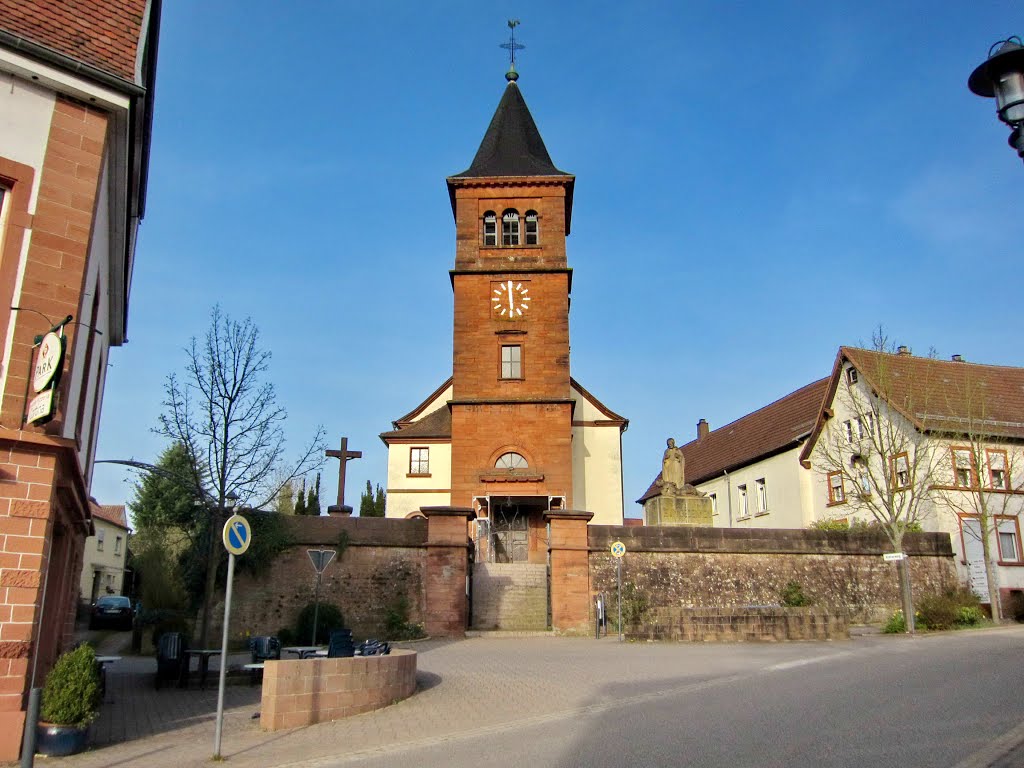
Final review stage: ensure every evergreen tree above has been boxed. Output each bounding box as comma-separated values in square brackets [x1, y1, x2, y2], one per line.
[273, 479, 296, 515]
[307, 473, 322, 516]
[294, 479, 308, 516]
[374, 483, 387, 516]
[359, 480, 374, 516]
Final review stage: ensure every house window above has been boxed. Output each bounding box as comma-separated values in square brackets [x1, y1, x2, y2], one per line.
[857, 414, 872, 439]
[483, 211, 497, 246]
[987, 449, 1009, 490]
[502, 209, 520, 246]
[998, 519, 1021, 563]
[709, 492, 718, 516]
[891, 453, 910, 489]
[96, 528, 105, 551]
[846, 367, 858, 384]
[524, 210, 539, 245]
[828, 472, 846, 504]
[952, 448, 976, 488]
[857, 468, 871, 496]
[843, 420, 854, 443]
[114, 536, 122, 555]
[738, 484, 748, 517]
[501, 345, 521, 379]
[495, 452, 528, 470]
[409, 447, 429, 475]
[755, 478, 768, 513]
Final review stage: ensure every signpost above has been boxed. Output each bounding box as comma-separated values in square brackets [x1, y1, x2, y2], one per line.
[610, 541, 626, 641]
[213, 513, 251, 759]
[306, 548, 337, 644]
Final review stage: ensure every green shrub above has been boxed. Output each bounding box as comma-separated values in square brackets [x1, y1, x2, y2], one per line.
[295, 602, 344, 645]
[384, 596, 425, 641]
[40, 645, 102, 727]
[919, 587, 982, 631]
[810, 519, 850, 531]
[956, 606, 986, 627]
[882, 610, 906, 634]
[620, 582, 650, 627]
[780, 581, 812, 607]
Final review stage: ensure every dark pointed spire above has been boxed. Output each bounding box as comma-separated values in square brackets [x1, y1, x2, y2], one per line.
[453, 82, 568, 178]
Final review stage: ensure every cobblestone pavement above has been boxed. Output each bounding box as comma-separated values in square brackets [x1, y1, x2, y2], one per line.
[24, 629, 1024, 768]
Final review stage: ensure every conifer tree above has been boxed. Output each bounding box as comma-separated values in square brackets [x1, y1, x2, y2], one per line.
[359, 480, 374, 516]
[307, 473, 322, 516]
[294, 479, 308, 516]
[374, 483, 387, 516]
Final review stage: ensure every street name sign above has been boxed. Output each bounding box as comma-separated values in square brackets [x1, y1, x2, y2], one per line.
[882, 552, 906, 562]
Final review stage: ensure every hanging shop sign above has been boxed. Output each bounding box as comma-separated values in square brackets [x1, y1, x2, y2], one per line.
[26, 330, 66, 426]
[33, 332, 65, 393]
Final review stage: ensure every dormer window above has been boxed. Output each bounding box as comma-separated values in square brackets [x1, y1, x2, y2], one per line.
[483, 211, 497, 246]
[525, 210, 539, 245]
[502, 210, 520, 246]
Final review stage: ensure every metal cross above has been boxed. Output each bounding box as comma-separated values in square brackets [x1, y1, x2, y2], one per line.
[500, 19, 525, 69]
[325, 437, 362, 507]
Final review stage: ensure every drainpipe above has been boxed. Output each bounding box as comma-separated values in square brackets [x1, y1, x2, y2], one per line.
[723, 469, 733, 528]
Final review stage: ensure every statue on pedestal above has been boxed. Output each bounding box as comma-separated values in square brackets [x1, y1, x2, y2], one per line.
[662, 437, 685, 491]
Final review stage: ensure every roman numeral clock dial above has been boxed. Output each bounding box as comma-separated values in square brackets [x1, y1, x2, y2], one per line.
[491, 280, 530, 318]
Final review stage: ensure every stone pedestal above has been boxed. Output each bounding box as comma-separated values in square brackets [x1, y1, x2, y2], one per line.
[643, 492, 713, 527]
[421, 506, 475, 638]
[545, 510, 593, 634]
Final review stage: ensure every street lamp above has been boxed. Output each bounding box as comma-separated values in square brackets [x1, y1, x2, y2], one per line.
[223, 490, 238, 511]
[968, 36, 1024, 162]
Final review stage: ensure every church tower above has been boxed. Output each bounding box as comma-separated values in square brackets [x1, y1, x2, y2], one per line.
[380, 57, 627, 569]
[445, 68, 576, 562]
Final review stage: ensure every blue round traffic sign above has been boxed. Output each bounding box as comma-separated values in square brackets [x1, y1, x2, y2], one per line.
[223, 514, 251, 555]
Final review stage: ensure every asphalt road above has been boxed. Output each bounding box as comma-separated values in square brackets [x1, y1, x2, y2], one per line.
[283, 629, 1024, 768]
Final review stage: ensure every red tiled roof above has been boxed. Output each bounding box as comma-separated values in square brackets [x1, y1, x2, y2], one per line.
[637, 378, 830, 503]
[799, 347, 1024, 466]
[0, 0, 147, 82]
[92, 504, 128, 529]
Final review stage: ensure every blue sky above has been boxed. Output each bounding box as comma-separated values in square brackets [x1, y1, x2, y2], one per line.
[92, 1, 1024, 517]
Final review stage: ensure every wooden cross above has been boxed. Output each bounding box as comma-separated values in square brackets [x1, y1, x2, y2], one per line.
[326, 437, 362, 507]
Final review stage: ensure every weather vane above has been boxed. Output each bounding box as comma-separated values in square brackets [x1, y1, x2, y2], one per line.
[500, 19, 524, 81]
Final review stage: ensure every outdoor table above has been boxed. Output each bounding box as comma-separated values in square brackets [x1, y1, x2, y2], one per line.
[282, 646, 323, 659]
[183, 649, 221, 689]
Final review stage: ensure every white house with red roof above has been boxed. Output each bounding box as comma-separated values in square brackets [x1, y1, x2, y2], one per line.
[640, 346, 1024, 618]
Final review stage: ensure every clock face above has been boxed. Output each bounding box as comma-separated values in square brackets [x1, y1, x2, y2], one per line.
[491, 280, 530, 318]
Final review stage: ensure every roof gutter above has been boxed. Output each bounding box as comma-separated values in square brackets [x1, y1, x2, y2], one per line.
[0, 29, 145, 97]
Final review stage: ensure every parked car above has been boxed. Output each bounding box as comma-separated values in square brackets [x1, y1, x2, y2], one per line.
[88, 595, 133, 630]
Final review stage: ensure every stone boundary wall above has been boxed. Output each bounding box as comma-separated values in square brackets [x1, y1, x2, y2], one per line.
[259, 650, 417, 730]
[589, 525, 957, 624]
[633, 606, 849, 642]
[214, 516, 428, 641]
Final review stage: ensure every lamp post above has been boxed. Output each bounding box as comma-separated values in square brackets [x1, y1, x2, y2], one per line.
[968, 36, 1024, 163]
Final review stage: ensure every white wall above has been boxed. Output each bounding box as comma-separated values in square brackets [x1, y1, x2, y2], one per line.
[695, 446, 808, 530]
[570, 383, 623, 525]
[385, 440, 452, 518]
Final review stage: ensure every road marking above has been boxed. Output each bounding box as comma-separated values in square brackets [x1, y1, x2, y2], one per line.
[765, 652, 853, 671]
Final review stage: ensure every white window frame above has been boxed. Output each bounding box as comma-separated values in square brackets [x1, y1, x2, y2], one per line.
[828, 471, 846, 504]
[495, 452, 528, 470]
[114, 535, 122, 555]
[502, 209, 520, 246]
[709, 492, 718, 516]
[846, 367, 858, 384]
[524, 210, 539, 245]
[483, 211, 497, 246]
[96, 528, 105, 551]
[987, 449, 1009, 490]
[409, 447, 430, 475]
[737, 484, 748, 518]
[755, 478, 768, 514]
[501, 344, 522, 379]
[998, 519, 1021, 563]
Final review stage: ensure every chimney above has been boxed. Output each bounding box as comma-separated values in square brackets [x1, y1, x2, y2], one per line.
[697, 418, 710, 440]
[951, 354, 964, 362]
[897, 345, 910, 356]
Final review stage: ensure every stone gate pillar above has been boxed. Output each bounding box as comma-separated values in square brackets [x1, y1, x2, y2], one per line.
[545, 510, 593, 634]
[421, 506, 475, 638]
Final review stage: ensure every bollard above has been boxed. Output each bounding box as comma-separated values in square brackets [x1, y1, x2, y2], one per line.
[21, 687, 40, 768]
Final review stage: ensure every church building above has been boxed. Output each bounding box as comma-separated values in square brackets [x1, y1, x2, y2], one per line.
[381, 65, 627, 565]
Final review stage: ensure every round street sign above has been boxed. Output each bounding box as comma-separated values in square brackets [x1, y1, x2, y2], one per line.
[223, 514, 251, 556]
[610, 541, 626, 558]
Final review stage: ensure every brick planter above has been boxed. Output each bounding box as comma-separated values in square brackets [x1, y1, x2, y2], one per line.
[259, 650, 417, 730]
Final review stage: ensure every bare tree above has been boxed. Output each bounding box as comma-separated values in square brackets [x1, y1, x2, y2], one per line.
[157, 306, 325, 645]
[930, 372, 1024, 622]
[811, 331, 944, 632]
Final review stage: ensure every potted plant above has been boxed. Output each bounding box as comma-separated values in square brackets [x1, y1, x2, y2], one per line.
[36, 644, 102, 756]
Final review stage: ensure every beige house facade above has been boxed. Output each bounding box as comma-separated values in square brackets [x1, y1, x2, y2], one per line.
[79, 503, 129, 603]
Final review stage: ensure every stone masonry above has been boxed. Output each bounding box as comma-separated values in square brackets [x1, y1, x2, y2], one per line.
[471, 562, 547, 630]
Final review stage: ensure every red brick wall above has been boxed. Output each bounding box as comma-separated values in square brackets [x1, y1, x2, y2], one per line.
[547, 512, 592, 633]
